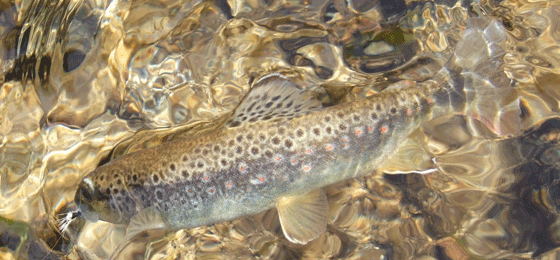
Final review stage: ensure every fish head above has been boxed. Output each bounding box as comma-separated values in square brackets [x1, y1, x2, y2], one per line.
[74, 169, 131, 224]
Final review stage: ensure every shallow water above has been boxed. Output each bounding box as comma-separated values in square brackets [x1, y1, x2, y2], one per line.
[1, 0, 560, 259]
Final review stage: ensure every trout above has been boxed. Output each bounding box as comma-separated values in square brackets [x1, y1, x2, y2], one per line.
[74, 18, 517, 245]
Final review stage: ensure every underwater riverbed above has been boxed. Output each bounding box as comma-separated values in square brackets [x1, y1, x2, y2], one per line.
[1, 0, 560, 259]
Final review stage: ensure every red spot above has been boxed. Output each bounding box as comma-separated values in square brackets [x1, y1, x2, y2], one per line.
[209, 189, 215, 193]
[291, 158, 297, 164]
[283, 176, 288, 181]
[325, 144, 334, 151]
[355, 129, 362, 136]
[428, 98, 434, 103]
[302, 165, 311, 172]
[342, 137, 348, 142]
[407, 109, 412, 115]
[258, 177, 265, 182]
[170, 181, 174, 184]
[343, 143, 348, 149]
[305, 149, 313, 154]
[381, 126, 387, 133]
[247, 187, 251, 191]
[239, 166, 245, 171]
[274, 157, 282, 161]
[368, 126, 373, 132]
[204, 176, 209, 181]
[188, 189, 193, 193]
[226, 181, 232, 188]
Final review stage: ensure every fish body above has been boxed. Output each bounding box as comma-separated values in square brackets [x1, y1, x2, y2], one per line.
[75, 18, 515, 244]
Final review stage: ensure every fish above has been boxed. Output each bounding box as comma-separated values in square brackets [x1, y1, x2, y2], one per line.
[74, 18, 519, 247]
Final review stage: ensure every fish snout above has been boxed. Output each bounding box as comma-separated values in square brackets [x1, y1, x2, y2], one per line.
[74, 177, 100, 222]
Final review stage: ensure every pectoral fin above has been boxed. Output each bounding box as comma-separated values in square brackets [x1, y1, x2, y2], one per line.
[125, 207, 167, 241]
[276, 189, 328, 244]
[379, 138, 438, 175]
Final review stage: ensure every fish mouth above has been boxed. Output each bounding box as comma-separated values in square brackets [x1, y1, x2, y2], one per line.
[75, 193, 99, 222]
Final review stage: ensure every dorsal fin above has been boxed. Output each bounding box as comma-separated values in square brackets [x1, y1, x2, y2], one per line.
[226, 74, 323, 127]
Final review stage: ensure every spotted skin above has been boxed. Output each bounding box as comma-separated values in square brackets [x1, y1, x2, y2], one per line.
[74, 19, 512, 234]
[76, 81, 456, 228]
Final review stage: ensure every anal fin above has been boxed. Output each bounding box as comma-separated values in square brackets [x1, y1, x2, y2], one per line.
[378, 138, 438, 175]
[276, 189, 328, 244]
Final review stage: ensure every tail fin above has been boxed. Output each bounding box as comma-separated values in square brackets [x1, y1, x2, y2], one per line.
[445, 17, 521, 137]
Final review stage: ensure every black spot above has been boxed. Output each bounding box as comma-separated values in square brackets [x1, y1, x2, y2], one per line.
[229, 121, 241, 127]
[182, 170, 189, 177]
[116, 179, 122, 185]
[313, 128, 320, 136]
[236, 135, 243, 142]
[371, 113, 378, 120]
[272, 95, 281, 101]
[339, 124, 348, 131]
[99, 176, 104, 181]
[296, 129, 304, 138]
[247, 133, 254, 141]
[113, 188, 119, 194]
[353, 115, 361, 122]
[156, 190, 164, 200]
[272, 137, 281, 145]
[263, 115, 272, 120]
[132, 175, 137, 182]
[259, 134, 266, 141]
[265, 150, 273, 158]
[278, 128, 286, 134]
[170, 164, 176, 171]
[228, 140, 235, 147]
[221, 159, 228, 166]
[324, 116, 331, 122]
[285, 139, 293, 149]
[194, 148, 201, 154]
[326, 126, 333, 134]
[213, 145, 220, 152]
[247, 102, 256, 112]
[236, 146, 243, 154]
[265, 102, 274, 108]
[202, 149, 209, 156]
[197, 161, 205, 168]
[251, 147, 259, 155]
[106, 188, 111, 195]
[153, 175, 159, 183]
[390, 107, 397, 114]
[63, 49, 86, 72]
[285, 101, 293, 108]
[182, 156, 188, 162]
[376, 104, 382, 111]
[337, 112, 344, 118]
[126, 175, 131, 181]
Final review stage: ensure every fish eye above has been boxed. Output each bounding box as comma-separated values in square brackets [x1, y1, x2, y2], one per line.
[79, 178, 95, 202]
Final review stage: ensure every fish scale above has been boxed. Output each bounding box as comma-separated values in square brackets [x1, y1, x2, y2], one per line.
[74, 18, 517, 246]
